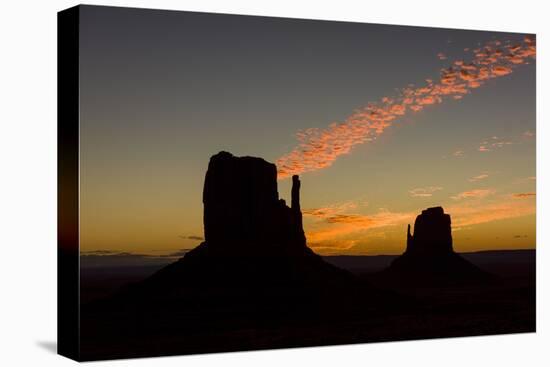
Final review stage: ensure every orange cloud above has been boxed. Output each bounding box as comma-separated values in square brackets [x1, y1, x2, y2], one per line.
[303, 202, 414, 250]
[449, 198, 535, 228]
[276, 36, 536, 179]
[325, 214, 375, 225]
[512, 192, 536, 198]
[451, 189, 495, 200]
[305, 209, 415, 249]
[459, 69, 478, 81]
[409, 186, 443, 197]
[492, 65, 512, 76]
[302, 201, 362, 218]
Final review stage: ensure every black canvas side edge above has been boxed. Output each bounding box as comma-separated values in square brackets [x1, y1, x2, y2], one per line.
[57, 5, 80, 361]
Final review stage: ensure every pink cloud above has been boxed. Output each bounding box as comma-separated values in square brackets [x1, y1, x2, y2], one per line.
[492, 65, 512, 76]
[276, 36, 536, 179]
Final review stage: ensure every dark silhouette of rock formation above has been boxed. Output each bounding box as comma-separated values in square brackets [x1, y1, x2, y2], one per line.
[406, 207, 452, 255]
[383, 206, 490, 286]
[116, 152, 353, 302]
[202, 151, 305, 255]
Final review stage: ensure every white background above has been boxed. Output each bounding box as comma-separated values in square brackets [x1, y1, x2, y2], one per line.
[0, 0, 547, 365]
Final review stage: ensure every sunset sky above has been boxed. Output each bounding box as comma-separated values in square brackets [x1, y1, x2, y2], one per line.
[79, 6, 535, 259]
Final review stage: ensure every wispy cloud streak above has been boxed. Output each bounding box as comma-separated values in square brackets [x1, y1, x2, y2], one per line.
[449, 198, 535, 228]
[468, 173, 489, 182]
[478, 136, 513, 152]
[512, 192, 536, 198]
[451, 189, 495, 200]
[409, 186, 443, 197]
[304, 206, 414, 249]
[276, 36, 536, 179]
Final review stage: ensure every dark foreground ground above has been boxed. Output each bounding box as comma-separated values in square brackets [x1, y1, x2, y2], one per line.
[79, 249, 535, 361]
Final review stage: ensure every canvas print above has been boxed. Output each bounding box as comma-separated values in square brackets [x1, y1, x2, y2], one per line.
[58, 5, 536, 361]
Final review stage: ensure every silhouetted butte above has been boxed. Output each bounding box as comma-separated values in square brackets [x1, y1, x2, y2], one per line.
[383, 207, 490, 286]
[115, 151, 353, 303]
